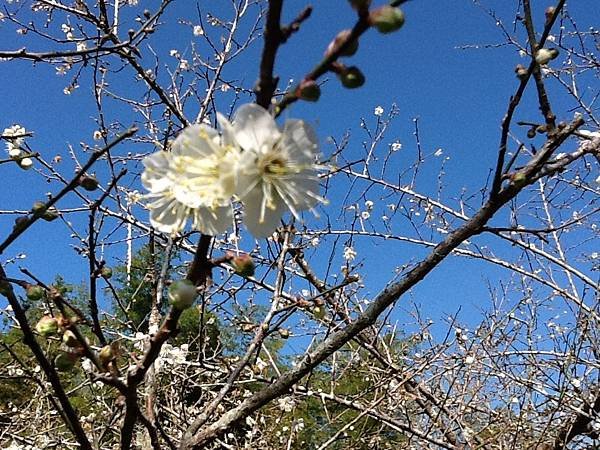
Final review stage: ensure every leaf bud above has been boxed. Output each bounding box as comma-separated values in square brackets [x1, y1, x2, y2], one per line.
[62, 330, 80, 347]
[36, 315, 59, 337]
[296, 80, 321, 102]
[54, 352, 78, 372]
[41, 206, 60, 222]
[369, 6, 405, 34]
[100, 266, 113, 279]
[168, 279, 197, 310]
[231, 253, 256, 277]
[78, 174, 99, 191]
[339, 66, 365, 89]
[26, 284, 45, 301]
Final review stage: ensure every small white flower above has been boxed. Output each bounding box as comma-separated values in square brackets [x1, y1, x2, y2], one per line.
[277, 396, 295, 413]
[169, 49, 179, 57]
[364, 200, 374, 210]
[434, 148, 444, 157]
[343, 246, 356, 261]
[391, 140, 402, 151]
[76, 41, 87, 52]
[361, 211, 370, 220]
[193, 25, 204, 36]
[219, 104, 325, 237]
[179, 59, 190, 71]
[374, 106, 384, 116]
[464, 355, 475, 365]
[93, 130, 103, 140]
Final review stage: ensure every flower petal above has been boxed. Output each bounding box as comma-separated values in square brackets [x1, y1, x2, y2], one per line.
[142, 152, 173, 193]
[172, 124, 220, 159]
[192, 205, 232, 235]
[147, 194, 190, 234]
[282, 119, 319, 163]
[242, 187, 286, 238]
[232, 104, 280, 152]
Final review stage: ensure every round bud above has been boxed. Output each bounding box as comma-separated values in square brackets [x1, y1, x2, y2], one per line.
[18, 158, 33, 170]
[545, 6, 556, 24]
[32, 201, 46, 214]
[36, 315, 59, 337]
[13, 216, 29, 232]
[98, 344, 116, 368]
[278, 328, 290, 339]
[512, 172, 527, 186]
[41, 207, 60, 222]
[26, 285, 45, 301]
[340, 66, 365, 89]
[62, 330, 80, 348]
[527, 128, 537, 139]
[78, 175, 99, 191]
[370, 6, 405, 34]
[168, 279, 197, 310]
[312, 306, 326, 320]
[231, 254, 256, 277]
[296, 80, 321, 102]
[54, 352, 78, 372]
[515, 64, 528, 80]
[101, 267, 113, 279]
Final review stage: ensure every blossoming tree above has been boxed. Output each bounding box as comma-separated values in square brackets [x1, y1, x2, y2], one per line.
[0, 0, 599, 449]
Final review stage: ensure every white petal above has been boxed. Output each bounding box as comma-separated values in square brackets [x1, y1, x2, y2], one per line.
[147, 195, 189, 234]
[192, 205, 232, 235]
[275, 171, 320, 212]
[142, 152, 173, 193]
[232, 104, 280, 152]
[217, 112, 238, 148]
[282, 119, 319, 163]
[242, 187, 286, 238]
[172, 124, 220, 159]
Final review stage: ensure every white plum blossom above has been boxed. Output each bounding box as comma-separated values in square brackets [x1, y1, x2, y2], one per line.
[374, 105, 384, 116]
[141, 104, 325, 238]
[142, 124, 238, 235]
[3, 124, 27, 158]
[218, 104, 324, 237]
[343, 246, 357, 261]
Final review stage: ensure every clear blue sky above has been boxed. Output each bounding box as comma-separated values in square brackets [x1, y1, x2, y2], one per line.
[1, 1, 597, 338]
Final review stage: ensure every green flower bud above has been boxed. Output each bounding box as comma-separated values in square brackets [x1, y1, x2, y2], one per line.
[62, 330, 80, 348]
[54, 352, 78, 372]
[296, 80, 321, 102]
[231, 254, 256, 277]
[36, 315, 59, 337]
[26, 285, 45, 301]
[98, 343, 118, 368]
[278, 328, 290, 339]
[370, 6, 405, 34]
[340, 66, 365, 89]
[168, 279, 197, 310]
[527, 128, 537, 139]
[41, 206, 60, 222]
[13, 216, 29, 232]
[512, 172, 527, 186]
[32, 201, 47, 214]
[312, 306, 326, 320]
[78, 175, 99, 191]
[100, 267, 113, 279]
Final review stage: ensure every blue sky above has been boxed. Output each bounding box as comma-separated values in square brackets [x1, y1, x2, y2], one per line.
[1, 1, 598, 340]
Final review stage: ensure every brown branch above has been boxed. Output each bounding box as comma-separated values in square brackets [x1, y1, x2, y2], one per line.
[255, 0, 284, 108]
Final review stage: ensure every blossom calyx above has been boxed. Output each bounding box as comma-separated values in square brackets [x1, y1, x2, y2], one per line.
[369, 6, 405, 34]
[325, 29, 359, 58]
[231, 253, 256, 277]
[340, 66, 365, 89]
[36, 315, 59, 337]
[168, 279, 197, 310]
[296, 80, 321, 102]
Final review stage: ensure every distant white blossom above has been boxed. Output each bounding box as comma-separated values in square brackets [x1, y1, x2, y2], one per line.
[343, 246, 357, 261]
[193, 25, 204, 36]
